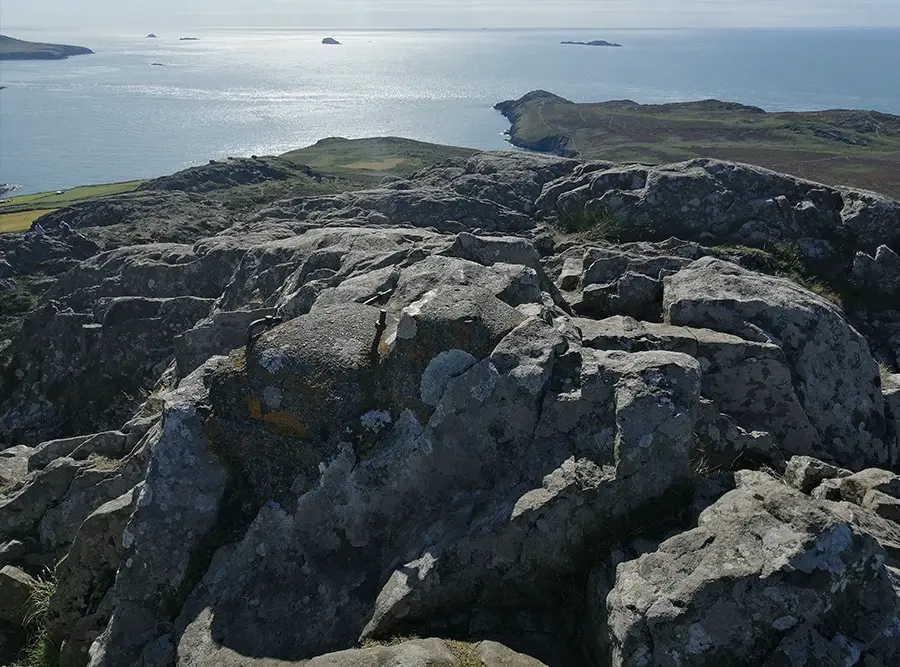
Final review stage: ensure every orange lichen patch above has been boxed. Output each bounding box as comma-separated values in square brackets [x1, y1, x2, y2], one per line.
[247, 397, 308, 438]
[261, 411, 308, 438]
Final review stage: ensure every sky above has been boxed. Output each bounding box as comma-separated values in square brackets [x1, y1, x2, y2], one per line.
[3, 0, 900, 31]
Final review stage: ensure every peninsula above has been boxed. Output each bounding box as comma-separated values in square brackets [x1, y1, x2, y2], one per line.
[495, 89, 900, 198]
[561, 39, 622, 47]
[0, 34, 93, 60]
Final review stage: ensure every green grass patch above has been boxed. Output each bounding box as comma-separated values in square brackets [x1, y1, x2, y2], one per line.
[207, 174, 364, 213]
[0, 181, 144, 216]
[282, 137, 478, 178]
[0, 209, 58, 233]
[554, 205, 624, 242]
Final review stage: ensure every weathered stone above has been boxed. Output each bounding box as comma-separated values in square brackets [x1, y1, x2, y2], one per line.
[174, 308, 276, 376]
[0, 457, 81, 537]
[784, 455, 852, 494]
[28, 435, 94, 472]
[477, 641, 549, 667]
[172, 318, 700, 662]
[604, 470, 900, 667]
[0, 444, 32, 489]
[0, 564, 35, 626]
[863, 490, 900, 524]
[853, 244, 900, 300]
[29, 431, 126, 472]
[838, 469, 900, 506]
[0, 539, 26, 567]
[824, 500, 900, 568]
[557, 257, 583, 291]
[578, 316, 816, 455]
[665, 257, 889, 469]
[174, 636, 541, 667]
[88, 364, 230, 667]
[46, 487, 138, 667]
[695, 398, 778, 469]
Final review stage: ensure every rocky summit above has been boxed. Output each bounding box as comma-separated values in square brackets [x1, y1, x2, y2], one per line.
[1, 151, 900, 666]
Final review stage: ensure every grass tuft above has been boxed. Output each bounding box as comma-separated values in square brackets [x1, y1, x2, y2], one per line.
[13, 570, 59, 667]
[554, 205, 624, 242]
[445, 640, 483, 667]
[360, 635, 421, 649]
[87, 454, 121, 472]
[879, 362, 895, 387]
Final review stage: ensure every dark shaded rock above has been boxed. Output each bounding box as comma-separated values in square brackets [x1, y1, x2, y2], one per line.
[139, 157, 320, 194]
[603, 470, 900, 666]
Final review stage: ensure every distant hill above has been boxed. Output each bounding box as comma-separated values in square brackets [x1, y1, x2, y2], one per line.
[0, 34, 93, 60]
[495, 90, 900, 199]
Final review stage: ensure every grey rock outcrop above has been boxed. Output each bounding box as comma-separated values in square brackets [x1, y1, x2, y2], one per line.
[603, 470, 900, 667]
[47, 487, 137, 666]
[537, 157, 900, 255]
[3, 151, 900, 667]
[665, 257, 892, 469]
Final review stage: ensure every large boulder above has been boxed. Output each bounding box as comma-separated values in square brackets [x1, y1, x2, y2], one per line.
[87, 364, 230, 667]
[97, 306, 701, 664]
[537, 158, 900, 255]
[578, 316, 816, 458]
[0, 564, 35, 627]
[46, 487, 138, 667]
[664, 257, 891, 469]
[602, 470, 900, 667]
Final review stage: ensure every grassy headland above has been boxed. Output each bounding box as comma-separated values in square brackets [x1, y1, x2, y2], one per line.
[0, 138, 478, 232]
[281, 136, 478, 178]
[495, 90, 900, 198]
[0, 35, 94, 60]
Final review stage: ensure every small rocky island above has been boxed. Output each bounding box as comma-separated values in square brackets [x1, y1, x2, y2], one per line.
[561, 39, 622, 47]
[178, 37, 199, 41]
[146, 34, 158, 39]
[322, 37, 341, 45]
[0, 34, 94, 60]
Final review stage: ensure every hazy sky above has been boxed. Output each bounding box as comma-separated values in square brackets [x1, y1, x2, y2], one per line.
[3, 0, 900, 30]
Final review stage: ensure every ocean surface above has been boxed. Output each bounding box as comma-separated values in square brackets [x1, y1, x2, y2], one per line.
[2, 27, 900, 195]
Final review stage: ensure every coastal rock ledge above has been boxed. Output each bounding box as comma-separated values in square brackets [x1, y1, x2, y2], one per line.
[1, 150, 900, 666]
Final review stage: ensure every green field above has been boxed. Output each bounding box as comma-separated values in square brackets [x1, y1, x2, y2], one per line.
[0, 181, 144, 233]
[497, 92, 900, 199]
[281, 136, 478, 177]
[0, 209, 59, 233]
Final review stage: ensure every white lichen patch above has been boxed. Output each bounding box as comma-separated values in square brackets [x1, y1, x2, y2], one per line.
[259, 346, 288, 373]
[263, 385, 283, 410]
[361, 409, 393, 433]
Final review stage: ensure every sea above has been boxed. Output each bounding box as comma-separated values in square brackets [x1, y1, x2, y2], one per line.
[2, 27, 900, 195]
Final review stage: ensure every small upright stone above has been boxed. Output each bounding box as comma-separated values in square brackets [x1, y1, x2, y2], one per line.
[784, 455, 851, 494]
